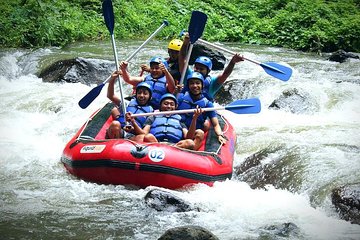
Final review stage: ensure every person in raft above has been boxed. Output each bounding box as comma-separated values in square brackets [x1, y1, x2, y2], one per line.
[120, 56, 176, 110]
[140, 39, 183, 83]
[177, 72, 227, 145]
[178, 32, 244, 101]
[106, 70, 153, 140]
[125, 93, 204, 150]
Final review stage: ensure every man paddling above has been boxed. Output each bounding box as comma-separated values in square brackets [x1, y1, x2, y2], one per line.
[179, 32, 244, 101]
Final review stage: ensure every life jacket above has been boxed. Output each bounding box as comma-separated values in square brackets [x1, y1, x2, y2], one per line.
[177, 92, 210, 129]
[182, 74, 212, 101]
[149, 114, 183, 143]
[116, 98, 153, 127]
[144, 74, 167, 109]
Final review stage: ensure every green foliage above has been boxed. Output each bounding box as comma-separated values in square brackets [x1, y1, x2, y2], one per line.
[1, 0, 359, 52]
[0, 0, 104, 48]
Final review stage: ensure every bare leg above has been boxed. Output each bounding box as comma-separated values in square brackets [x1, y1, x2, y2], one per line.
[144, 133, 158, 143]
[193, 129, 204, 150]
[111, 107, 120, 120]
[131, 134, 146, 142]
[203, 120, 210, 132]
[106, 121, 122, 139]
[175, 139, 195, 150]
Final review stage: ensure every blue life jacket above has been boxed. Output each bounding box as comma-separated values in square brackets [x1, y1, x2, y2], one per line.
[116, 98, 153, 127]
[144, 74, 167, 109]
[177, 92, 210, 129]
[149, 114, 183, 143]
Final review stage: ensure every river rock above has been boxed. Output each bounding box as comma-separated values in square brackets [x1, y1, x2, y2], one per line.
[328, 49, 359, 63]
[213, 79, 259, 105]
[234, 144, 302, 191]
[191, 43, 226, 70]
[144, 189, 194, 212]
[331, 183, 360, 225]
[158, 226, 219, 240]
[269, 88, 319, 114]
[38, 57, 114, 85]
[260, 222, 300, 238]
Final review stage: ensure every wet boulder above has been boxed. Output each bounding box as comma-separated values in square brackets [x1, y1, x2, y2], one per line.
[158, 226, 219, 240]
[328, 50, 359, 63]
[331, 183, 360, 225]
[234, 144, 303, 191]
[260, 222, 300, 239]
[269, 88, 319, 114]
[38, 57, 114, 85]
[214, 79, 260, 105]
[190, 43, 226, 70]
[144, 189, 194, 212]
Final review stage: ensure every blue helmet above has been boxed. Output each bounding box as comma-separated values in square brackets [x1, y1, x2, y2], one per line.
[187, 71, 205, 87]
[160, 93, 178, 105]
[150, 56, 168, 68]
[136, 82, 152, 98]
[194, 56, 212, 71]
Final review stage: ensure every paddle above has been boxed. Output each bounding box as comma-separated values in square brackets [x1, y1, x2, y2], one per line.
[178, 11, 207, 88]
[131, 98, 261, 118]
[78, 9, 169, 109]
[196, 38, 292, 81]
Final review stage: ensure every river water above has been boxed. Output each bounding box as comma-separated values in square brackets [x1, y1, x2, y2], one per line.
[1, 41, 359, 239]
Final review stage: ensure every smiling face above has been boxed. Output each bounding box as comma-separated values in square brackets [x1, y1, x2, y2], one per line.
[136, 87, 151, 106]
[150, 62, 163, 79]
[188, 78, 203, 96]
[160, 98, 177, 112]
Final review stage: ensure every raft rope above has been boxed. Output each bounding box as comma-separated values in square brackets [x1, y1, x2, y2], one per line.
[215, 114, 229, 154]
[76, 107, 103, 141]
[76, 117, 94, 141]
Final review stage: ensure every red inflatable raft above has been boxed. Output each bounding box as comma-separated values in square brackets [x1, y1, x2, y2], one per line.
[61, 102, 237, 189]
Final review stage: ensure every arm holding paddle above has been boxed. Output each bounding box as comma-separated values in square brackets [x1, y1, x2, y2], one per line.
[210, 115, 227, 145]
[161, 63, 176, 94]
[125, 112, 147, 135]
[196, 38, 292, 81]
[107, 70, 134, 121]
[180, 31, 245, 99]
[216, 54, 244, 85]
[107, 70, 122, 106]
[119, 61, 144, 87]
[178, 32, 190, 80]
[182, 107, 205, 150]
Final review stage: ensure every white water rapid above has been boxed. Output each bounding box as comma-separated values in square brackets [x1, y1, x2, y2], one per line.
[1, 42, 359, 239]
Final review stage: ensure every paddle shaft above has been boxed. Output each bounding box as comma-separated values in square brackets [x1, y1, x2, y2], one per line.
[104, 20, 169, 86]
[132, 106, 228, 118]
[109, 34, 127, 113]
[178, 11, 207, 94]
[127, 20, 168, 61]
[196, 38, 289, 75]
[130, 97, 261, 118]
[78, 8, 168, 109]
[197, 38, 259, 64]
[179, 44, 194, 86]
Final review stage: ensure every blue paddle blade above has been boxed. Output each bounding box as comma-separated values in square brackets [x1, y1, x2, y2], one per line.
[102, 0, 115, 35]
[188, 11, 207, 44]
[225, 98, 261, 114]
[78, 83, 105, 109]
[260, 62, 292, 81]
